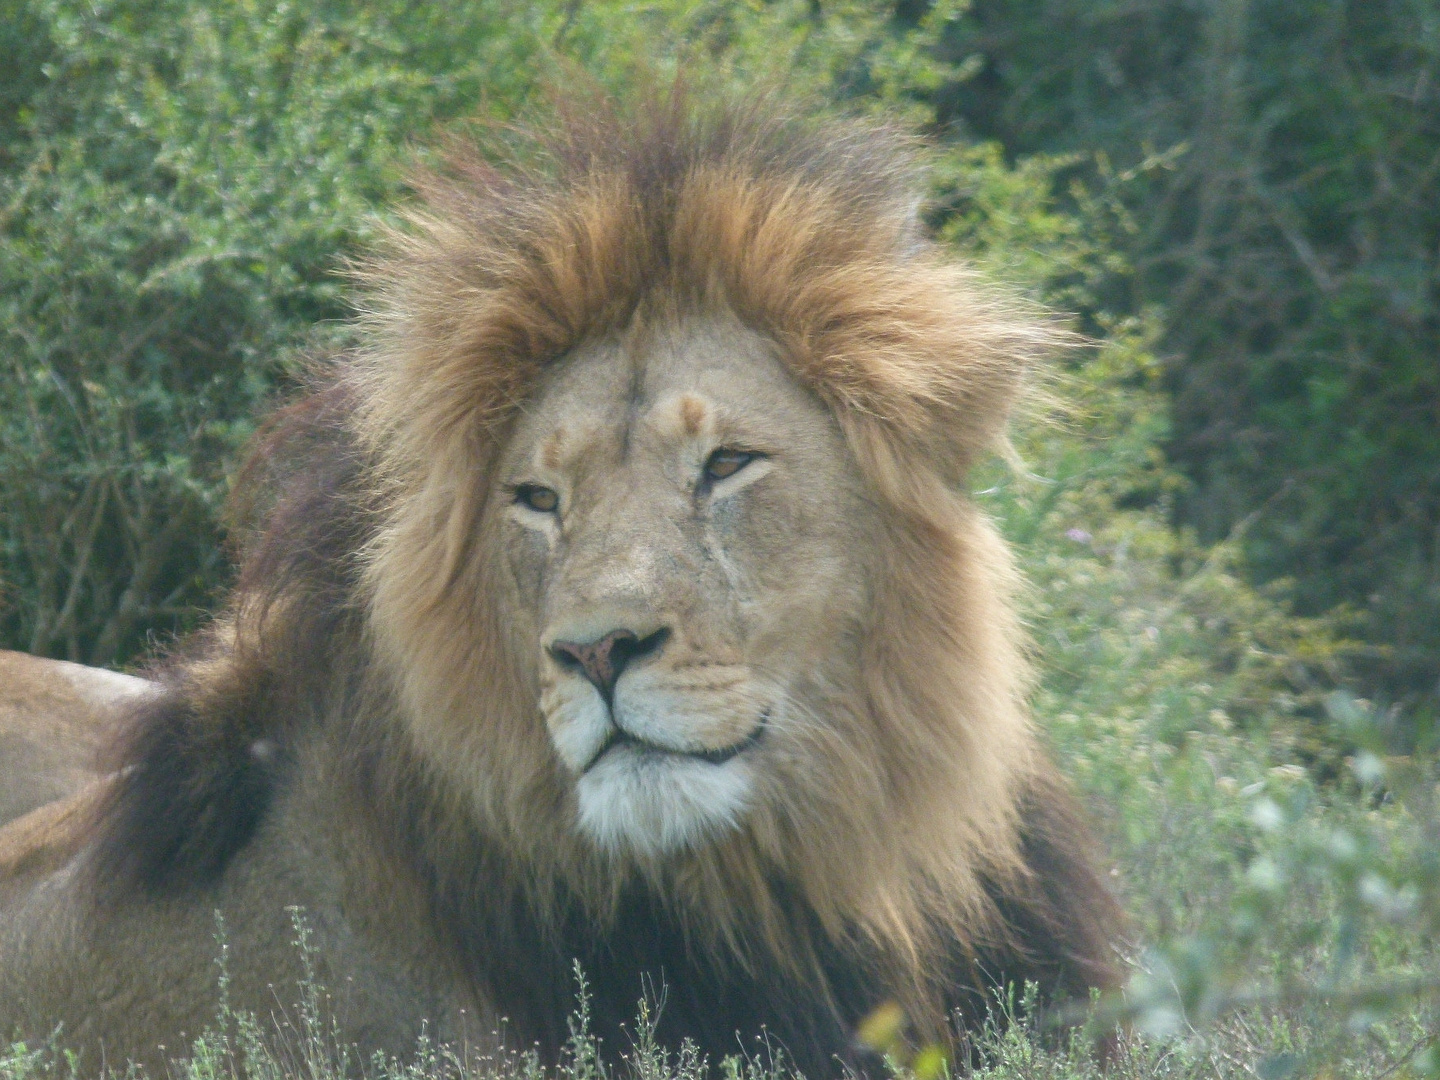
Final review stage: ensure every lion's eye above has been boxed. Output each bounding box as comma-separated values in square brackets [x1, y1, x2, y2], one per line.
[514, 484, 559, 513]
[703, 448, 757, 483]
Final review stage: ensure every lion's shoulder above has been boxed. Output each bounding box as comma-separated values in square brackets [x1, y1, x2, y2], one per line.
[0, 780, 110, 892]
[0, 650, 150, 712]
[0, 651, 152, 827]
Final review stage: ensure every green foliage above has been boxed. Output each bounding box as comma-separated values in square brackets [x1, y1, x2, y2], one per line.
[931, 0, 1440, 718]
[0, 0, 547, 663]
[949, 141, 1440, 1075]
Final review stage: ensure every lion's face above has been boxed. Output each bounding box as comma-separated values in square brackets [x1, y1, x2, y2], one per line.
[492, 315, 879, 857]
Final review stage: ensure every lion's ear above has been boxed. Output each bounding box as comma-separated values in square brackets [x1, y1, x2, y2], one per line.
[794, 257, 1061, 511]
[837, 394, 1020, 519]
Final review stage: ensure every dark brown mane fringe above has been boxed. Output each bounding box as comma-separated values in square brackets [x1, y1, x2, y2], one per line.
[979, 773, 1123, 1007]
[358, 734, 1119, 1074]
[92, 381, 373, 896]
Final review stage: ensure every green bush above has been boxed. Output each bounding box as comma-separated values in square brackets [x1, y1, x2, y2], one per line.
[960, 143, 1440, 1079]
[929, 0, 1440, 720]
[0, 0, 544, 663]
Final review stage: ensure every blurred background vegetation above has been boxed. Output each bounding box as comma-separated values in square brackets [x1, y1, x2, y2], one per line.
[0, 1, 1436, 1077]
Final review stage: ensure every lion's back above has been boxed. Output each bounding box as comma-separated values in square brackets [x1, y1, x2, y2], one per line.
[0, 650, 152, 827]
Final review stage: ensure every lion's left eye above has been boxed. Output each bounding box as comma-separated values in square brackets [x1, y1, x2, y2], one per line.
[703, 448, 758, 483]
[514, 484, 560, 513]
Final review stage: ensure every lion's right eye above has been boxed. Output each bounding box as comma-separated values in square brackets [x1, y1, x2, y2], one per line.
[514, 484, 559, 513]
[703, 448, 758, 483]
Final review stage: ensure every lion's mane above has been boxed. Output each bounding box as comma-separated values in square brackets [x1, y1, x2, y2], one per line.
[87, 93, 1120, 1071]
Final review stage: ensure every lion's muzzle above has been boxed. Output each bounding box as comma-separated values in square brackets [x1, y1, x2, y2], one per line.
[539, 620, 770, 856]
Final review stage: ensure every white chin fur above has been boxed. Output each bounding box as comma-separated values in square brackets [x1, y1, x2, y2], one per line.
[576, 748, 754, 857]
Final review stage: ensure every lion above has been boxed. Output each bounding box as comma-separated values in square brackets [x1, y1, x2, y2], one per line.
[0, 650, 151, 828]
[0, 96, 1122, 1075]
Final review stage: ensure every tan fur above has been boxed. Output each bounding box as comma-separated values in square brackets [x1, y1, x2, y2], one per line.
[678, 394, 706, 436]
[0, 650, 151, 827]
[0, 782, 109, 904]
[0, 96, 1117, 1073]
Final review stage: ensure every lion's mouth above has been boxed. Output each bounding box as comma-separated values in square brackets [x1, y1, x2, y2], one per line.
[581, 715, 767, 774]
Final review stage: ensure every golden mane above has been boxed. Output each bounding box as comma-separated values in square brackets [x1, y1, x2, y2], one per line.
[352, 96, 1059, 518]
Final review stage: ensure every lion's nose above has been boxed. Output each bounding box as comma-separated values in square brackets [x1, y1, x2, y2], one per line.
[549, 627, 669, 704]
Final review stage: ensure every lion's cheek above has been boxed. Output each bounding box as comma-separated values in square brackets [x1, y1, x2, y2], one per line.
[538, 679, 610, 773]
[501, 518, 550, 612]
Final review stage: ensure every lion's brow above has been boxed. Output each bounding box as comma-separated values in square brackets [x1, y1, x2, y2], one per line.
[617, 354, 647, 460]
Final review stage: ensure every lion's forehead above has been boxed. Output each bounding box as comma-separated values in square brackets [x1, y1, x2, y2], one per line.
[506, 314, 831, 477]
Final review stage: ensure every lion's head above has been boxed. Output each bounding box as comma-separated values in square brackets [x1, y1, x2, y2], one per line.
[347, 95, 1066, 961]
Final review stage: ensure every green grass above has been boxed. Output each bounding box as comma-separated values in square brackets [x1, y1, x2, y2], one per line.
[980, 322, 1440, 1079]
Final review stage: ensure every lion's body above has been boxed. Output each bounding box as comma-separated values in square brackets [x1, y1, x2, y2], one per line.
[0, 651, 151, 828]
[0, 743, 476, 1063]
[0, 97, 1121, 1075]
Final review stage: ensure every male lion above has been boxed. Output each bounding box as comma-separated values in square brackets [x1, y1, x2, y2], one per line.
[0, 97, 1121, 1074]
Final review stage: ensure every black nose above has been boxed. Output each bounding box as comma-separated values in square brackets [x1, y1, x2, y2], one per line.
[549, 627, 670, 704]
